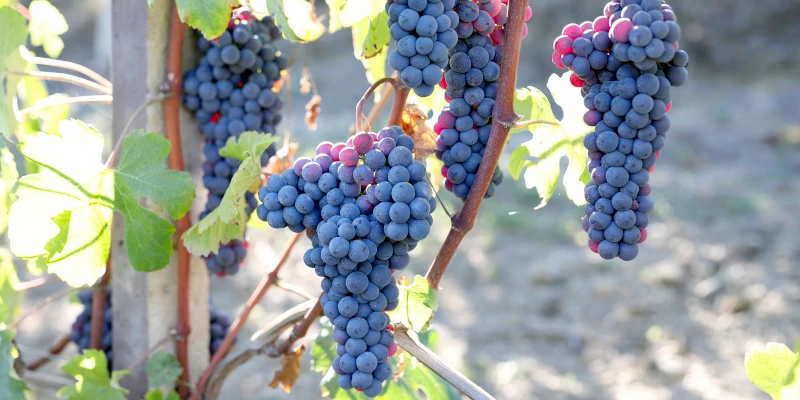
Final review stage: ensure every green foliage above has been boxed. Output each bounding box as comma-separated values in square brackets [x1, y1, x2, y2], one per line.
[361, 10, 388, 59]
[325, 0, 346, 33]
[175, 0, 234, 40]
[0, 6, 29, 140]
[0, 249, 21, 325]
[113, 130, 195, 271]
[145, 351, 183, 388]
[0, 146, 18, 233]
[8, 121, 195, 286]
[58, 350, 129, 400]
[346, 0, 387, 85]
[746, 342, 800, 399]
[183, 132, 277, 256]
[28, 0, 68, 58]
[247, 0, 324, 42]
[387, 276, 438, 333]
[507, 73, 591, 209]
[311, 324, 458, 400]
[144, 389, 180, 400]
[0, 330, 28, 400]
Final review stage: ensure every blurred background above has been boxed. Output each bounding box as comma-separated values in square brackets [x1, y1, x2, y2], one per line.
[13, 0, 800, 399]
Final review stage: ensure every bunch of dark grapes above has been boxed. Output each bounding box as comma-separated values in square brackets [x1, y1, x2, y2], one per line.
[551, 0, 689, 260]
[182, 7, 287, 276]
[431, 0, 530, 200]
[71, 290, 234, 366]
[385, 0, 459, 96]
[256, 126, 435, 397]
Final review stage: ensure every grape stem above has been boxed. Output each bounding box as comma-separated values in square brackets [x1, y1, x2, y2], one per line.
[267, 294, 323, 357]
[15, 3, 31, 20]
[394, 327, 496, 400]
[8, 286, 83, 330]
[163, 5, 191, 396]
[189, 231, 304, 400]
[425, 0, 529, 291]
[514, 119, 561, 129]
[355, 77, 401, 132]
[17, 95, 112, 117]
[23, 54, 113, 89]
[366, 78, 395, 130]
[389, 86, 411, 126]
[274, 279, 316, 300]
[103, 92, 174, 169]
[8, 70, 112, 95]
[24, 333, 72, 371]
[89, 258, 112, 350]
[12, 275, 59, 292]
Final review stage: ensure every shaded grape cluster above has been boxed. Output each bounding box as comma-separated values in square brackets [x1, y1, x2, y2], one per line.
[551, 0, 690, 260]
[182, 7, 286, 276]
[71, 290, 233, 367]
[256, 126, 436, 397]
[386, 0, 459, 97]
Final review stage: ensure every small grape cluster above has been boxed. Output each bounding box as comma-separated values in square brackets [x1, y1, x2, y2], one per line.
[551, 0, 690, 260]
[432, 0, 533, 200]
[182, 7, 286, 276]
[386, 0, 459, 97]
[71, 290, 234, 366]
[256, 126, 436, 397]
[478, 0, 532, 45]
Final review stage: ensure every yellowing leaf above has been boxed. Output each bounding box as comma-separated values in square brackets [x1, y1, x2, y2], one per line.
[387, 275, 438, 333]
[28, 0, 68, 58]
[269, 344, 304, 392]
[746, 342, 800, 400]
[362, 11, 388, 59]
[338, 0, 371, 27]
[325, 0, 346, 33]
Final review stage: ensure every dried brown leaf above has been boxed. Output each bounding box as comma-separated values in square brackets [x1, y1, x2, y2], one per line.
[269, 344, 305, 393]
[299, 67, 313, 95]
[400, 104, 437, 161]
[266, 142, 299, 175]
[305, 95, 322, 131]
[274, 70, 289, 93]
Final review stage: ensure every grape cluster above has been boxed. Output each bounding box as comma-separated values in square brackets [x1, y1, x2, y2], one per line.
[71, 290, 234, 366]
[182, 7, 286, 276]
[551, 0, 689, 260]
[480, 0, 532, 45]
[386, 0, 459, 97]
[256, 126, 436, 397]
[431, 0, 533, 200]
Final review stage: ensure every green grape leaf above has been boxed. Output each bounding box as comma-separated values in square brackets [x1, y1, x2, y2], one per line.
[0, 7, 28, 140]
[145, 351, 183, 388]
[313, 324, 459, 400]
[0, 250, 21, 324]
[183, 133, 272, 256]
[351, 15, 387, 85]
[338, 0, 371, 28]
[144, 389, 180, 400]
[746, 343, 800, 400]
[58, 350, 129, 400]
[0, 146, 18, 233]
[0, 330, 28, 400]
[0, 7, 27, 68]
[113, 130, 195, 272]
[248, 0, 324, 42]
[362, 11, 388, 59]
[28, 0, 68, 58]
[218, 130, 278, 161]
[2, 46, 28, 144]
[325, 0, 346, 33]
[387, 276, 438, 333]
[175, 0, 230, 40]
[8, 120, 113, 287]
[507, 73, 592, 209]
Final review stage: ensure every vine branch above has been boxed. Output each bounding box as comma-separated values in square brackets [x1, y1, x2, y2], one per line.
[366, 79, 395, 129]
[514, 119, 561, 129]
[388, 86, 411, 126]
[9, 286, 80, 330]
[394, 328, 496, 400]
[24, 333, 72, 371]
[268, 294, 323, 357]
[8, 70, 112, 95]
[425, 0, 529, 290]
[13, 275, 58, 292]
[24, 55, 113, 89]
[189, 231, 304, 400]
[355, 77, 398, 132]
[164, 5, 191, 397]
[90, 258, 112, 350]
[17, 95, 112, 117]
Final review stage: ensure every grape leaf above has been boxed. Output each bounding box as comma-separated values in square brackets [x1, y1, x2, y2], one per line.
[325, 0, 346, 33]
[0, 330, 28, 400]
[28, 0, 68, 58]
[145, 351, 183, 388]
[507, 73, 592, 209]
[0, 146, 18, 233]
[351, 15, 387, 86]
[338, 0, 371, 28]
[113, 130, 195, 271]
[746, 342, 800, 400]
[144, 389, 180, 400]
[362, 11, 388, 59]
[8, 120, 113, 286]
[175, 0, 230, 40]
[58, 350, 129, 400]
[182, 132, 273, 256]
[0, 250, 21, 325]
[0, 7, 28, 140]
[312, 325, 459, 400]
[387, 275, 437, 333]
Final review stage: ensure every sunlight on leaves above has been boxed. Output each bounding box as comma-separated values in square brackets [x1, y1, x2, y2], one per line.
[338, 0, 371, 28]
[507, 73, 592, 209]
[0, 146, 18, 233]
[362, 11, 388, 59]
[0, 8, 29, 140]
[28, 0, 68, 58]
[325, 0, 346, 33]
[58, 350, 129, 400]
[387, 276, 438, 333]
[746, 342, 800, 400]
[0, 249, 21, 325]
[0, 330, 28, 400]
[175, 0, 230, 40]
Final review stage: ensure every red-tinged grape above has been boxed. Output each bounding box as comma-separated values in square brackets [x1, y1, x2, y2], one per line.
[563, 23, 582, 39]
[569, 72, 584, 87]
[552, 51, 565, 68]
[638, 229, 648, 243]
[610, 18, 633, 42]
[588, 240, 599, 253]
[553, 35, 574, 55]
[593, 16, 610, 32]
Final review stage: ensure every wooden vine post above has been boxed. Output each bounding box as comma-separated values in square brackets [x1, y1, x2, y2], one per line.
[110, 0, 209, 396]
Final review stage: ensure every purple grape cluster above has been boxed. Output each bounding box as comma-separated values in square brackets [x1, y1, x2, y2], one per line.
[256, 126, 436, 396]
[71, 290, 233, 366]
[181, 7, 286, 276]
[552, 0, 690, 260]
[386, 0, 459, 96]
